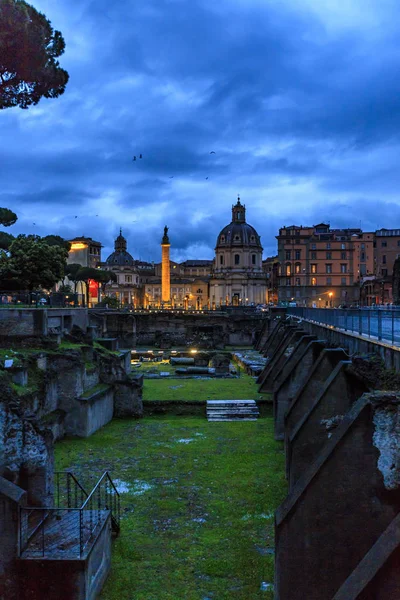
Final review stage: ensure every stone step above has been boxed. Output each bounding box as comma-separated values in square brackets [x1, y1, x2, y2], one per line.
[207, 417, 259, 422]
[206, 399, 259, 421]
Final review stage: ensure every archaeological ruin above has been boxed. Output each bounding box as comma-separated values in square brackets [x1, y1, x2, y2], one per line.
[1, 305, 400, 598]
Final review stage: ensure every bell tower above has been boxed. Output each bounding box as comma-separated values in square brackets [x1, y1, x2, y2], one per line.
[161, 225, 171, 305]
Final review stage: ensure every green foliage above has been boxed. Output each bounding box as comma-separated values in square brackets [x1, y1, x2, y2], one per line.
[42, 234, 71, 251]
[0, 234, 69, 291]
[58, 283, 73, 294]
[55, 414, 286, 600]
[0, 230, 14, 249]
[0, 0, 69, 109]
[99, 295, 119, 308]
[0, 207, 17, 226]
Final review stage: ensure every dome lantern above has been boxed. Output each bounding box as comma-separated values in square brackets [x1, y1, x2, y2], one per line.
[232, 196, 246, 224]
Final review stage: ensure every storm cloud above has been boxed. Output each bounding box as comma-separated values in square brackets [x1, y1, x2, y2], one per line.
[1, 0, 400, 261]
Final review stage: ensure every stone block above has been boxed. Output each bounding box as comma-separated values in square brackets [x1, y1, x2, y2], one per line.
[284, 348, 349, 442]
[287, 361, 368, 489]
[257, 326, 304, 390]
[275, 392, 400, 600]
[273, 339, 326, 440]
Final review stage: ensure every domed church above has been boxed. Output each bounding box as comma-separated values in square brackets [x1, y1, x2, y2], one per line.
[209, 198, 267, 307]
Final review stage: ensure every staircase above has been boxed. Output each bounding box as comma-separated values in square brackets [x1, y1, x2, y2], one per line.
[206, 399, 260, 421]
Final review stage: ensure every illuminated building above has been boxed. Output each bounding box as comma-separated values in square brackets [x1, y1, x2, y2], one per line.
[209, 198, 266, 307]
[161, 226, 171, 305]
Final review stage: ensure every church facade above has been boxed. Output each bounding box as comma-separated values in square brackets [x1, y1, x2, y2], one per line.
[81, 198, 267, 308]
[209, 198, 267, 307]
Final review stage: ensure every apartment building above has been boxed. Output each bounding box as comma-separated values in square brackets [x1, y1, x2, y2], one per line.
[276, 223, 363, 307]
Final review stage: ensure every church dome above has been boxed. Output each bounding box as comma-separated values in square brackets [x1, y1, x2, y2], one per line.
[106, 250, 134, 266]
[105, 229, 135, 265]
[215, 198, 262, 249]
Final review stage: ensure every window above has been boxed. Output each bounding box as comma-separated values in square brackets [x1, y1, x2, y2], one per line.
[360, 264, 366, 275]
[361, 243, 365, 250]
[197, 288, 203, 294]
[234, 254, 240, 265]
[220, 235, 225, 242]
[295, 239, 300, 245]
[285, 250, 291, 260]
[382, 241, 387, 247]
[341, 243, 346, 249]
[286, 263, 291, 276]
[340, 264, 347, 273]
[295, 263, 301, 274]
[311, 277, 317, 286]
[286, 290, 291, 297]
[295, 230, 300, 236]
[220, 255, 224, 265]
[326, 264, 332, 274]
[295, 290, 300, 297]
[326, 243, 331, 249]
[326, 277, 332, 285]
[250, 235, 255, 242]
[286, 278, 291, 286]
[125, 275, 132, 283]
[397, 240, 400, 247]
[382, 269, 388, 276]
[341, 277, 347, 285]
[252, 254, 256, 265]
[341, 252, 346, 260]
[311, 264, 317, 274]
[295, 250, 301, 260]
[311, 243, 316, 250]
[326, 252, 332, 260]
[234, 235, 240, 241]
[382, 255, 387, 264]
[295, 278, 300, 286]
[311, 252, 317, 260]
[360, 252, 365, 261]
[342, 290, 347, 298]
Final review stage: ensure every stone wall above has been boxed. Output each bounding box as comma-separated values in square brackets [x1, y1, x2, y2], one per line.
[257, 317, 400, 599]
[92, 311, 265, 349]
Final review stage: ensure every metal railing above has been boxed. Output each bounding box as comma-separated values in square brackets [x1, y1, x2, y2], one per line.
[287, 307, 400, 346]
[19, 471, 120, 559]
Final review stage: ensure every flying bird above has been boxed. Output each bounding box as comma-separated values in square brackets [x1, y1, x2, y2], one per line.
[74, 216, 78, 218]
[169, 176, 174, 178]
[133, 156, 136, 161]
[205, 177, 209, 180]
[139, 154, 143, 159]
[210, 151, 216, 154]
[32, 222, 36, 225]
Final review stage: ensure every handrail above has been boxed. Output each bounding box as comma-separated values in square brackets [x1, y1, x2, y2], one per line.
[20, 471, 120, 558]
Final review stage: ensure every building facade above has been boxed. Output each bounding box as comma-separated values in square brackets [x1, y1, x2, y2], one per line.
[276, 223, 362, 307]
[209, 198, 267, 307]
[102, 230, 140, 306]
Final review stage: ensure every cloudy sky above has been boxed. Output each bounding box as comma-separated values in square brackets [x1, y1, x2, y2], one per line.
[1, 0, 400, 262]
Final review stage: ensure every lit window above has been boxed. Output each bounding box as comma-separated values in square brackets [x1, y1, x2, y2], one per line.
[295, 263, 301, 274]
[311, 277, 317, 286]
[311, 264, 317, 274]
[286, 263, 291, 276]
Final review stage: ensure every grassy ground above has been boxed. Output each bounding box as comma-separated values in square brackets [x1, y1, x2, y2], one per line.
[55, 413, 285, 600]
[143, 372, 267, 402]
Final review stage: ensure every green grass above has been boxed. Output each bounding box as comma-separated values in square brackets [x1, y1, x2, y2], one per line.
[143, 372, 267, 402]
[55, 413, 286, 600]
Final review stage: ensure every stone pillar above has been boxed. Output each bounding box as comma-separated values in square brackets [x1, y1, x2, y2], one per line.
[161, 226, 170, 305]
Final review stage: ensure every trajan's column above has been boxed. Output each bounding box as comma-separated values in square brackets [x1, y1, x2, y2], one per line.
[161, 225, 171, 305]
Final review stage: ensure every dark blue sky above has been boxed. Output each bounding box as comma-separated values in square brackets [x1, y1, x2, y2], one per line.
[2, 0, 400, 262]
